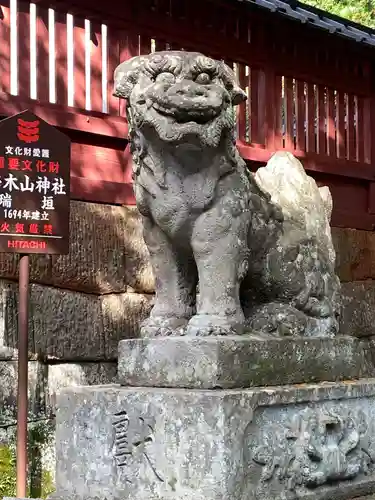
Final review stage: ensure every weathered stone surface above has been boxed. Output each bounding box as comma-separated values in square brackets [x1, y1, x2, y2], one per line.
[255, 152, 336, 266]
[0, 201, 155, 295]
[30, 284, 105, 360]
[50, 202, 151, 294]
[332, 227, 374, 283]
[46, 362, 117, 411]
[118, 335, 373, 389]
[0, 281, 34, 353]
[4, 497, 42, 500]
[0, 279, 150, 360]
[114, 52, 340, 338]
[0, 360, 116, 424]
[121, 207, 154, 294]
[52, 380, 375, 500]
[102, 292, 153, 359]
[341, 282, 375, 338]
[0, 360, 46, 426]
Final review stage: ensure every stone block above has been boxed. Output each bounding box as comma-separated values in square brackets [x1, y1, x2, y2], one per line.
[0, 360, 118, 426]
[118, 335, 373, 389]
[0, 360, 46, 426]
[52, 380, 375, 500]
[0, 202, 155, 295]
[46, 362, 117, 412]
[0, 281, 35, 353]
[0, 278, 150, 360]
[102, 292, 153, 359]
[341, 282, 375, 338]
[332, 227, 372, 282]
[4, 498, 42, 500]
[50, 201, 129, 294]
[121, 206, 154, 294]
[30, 284, 105, 360]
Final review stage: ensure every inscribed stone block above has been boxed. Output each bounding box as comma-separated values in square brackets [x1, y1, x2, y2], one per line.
[51, 380, 375, 500]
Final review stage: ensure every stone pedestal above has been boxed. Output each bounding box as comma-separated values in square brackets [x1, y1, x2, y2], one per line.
[51, 336, 375, 500]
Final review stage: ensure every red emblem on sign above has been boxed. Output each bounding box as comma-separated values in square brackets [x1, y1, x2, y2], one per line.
[17, 118, 40, 143]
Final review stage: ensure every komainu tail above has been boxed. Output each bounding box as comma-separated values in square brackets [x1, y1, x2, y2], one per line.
[242, 151, 341, 338]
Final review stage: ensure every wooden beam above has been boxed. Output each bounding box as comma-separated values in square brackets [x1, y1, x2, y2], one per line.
[0, 92, 128, 138]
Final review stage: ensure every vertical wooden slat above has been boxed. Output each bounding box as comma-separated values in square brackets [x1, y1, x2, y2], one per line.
[273, 74, 283, 150]
[356, 96, 365, 164]
[237, 64, 246, 142]
[154, 39, 167, 52]
[368, 182, 375, 214]
[326, 88, 336, 157]
[0, 2, 11, 94]
[120, 32, 139, 62]
[250, 67, 261, 145]
[107, 27, 119, 115]
[119, 32, 139, 116]
[265, 72, 282, 150]
[18, 2, 30, 98]
[55, 11, 68, 106]
[295, 80, 305, 151]
[317, 85, 326, 155]
[284, 76, 294, 151]
[140, 35, 150, 55]
[363, 97, 373, 164]
[72, 16, 86, 109]
[306, 83, 315, 153]
[347, 93, 356, 161]
[35, 6, 49, 102]
[90, 22, 103, 112]
[336, 91, 346, 159]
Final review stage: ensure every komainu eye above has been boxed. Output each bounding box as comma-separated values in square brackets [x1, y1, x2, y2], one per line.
[155, 72, 175, 84]
[195, 72, 211, 85]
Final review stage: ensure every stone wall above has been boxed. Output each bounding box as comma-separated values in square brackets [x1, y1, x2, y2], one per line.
[333, 227, 375, 340]
[0, 201, 375, 497]
[0, 200, 154, 497]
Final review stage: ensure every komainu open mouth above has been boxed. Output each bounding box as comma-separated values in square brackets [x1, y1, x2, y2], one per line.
[152, 102, 218, 125]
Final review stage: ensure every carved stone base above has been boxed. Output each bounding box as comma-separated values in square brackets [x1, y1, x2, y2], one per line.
[51, 379, 375, 500]
[118, 335, 374, 389]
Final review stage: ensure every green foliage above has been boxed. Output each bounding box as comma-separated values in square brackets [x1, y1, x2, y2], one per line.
[0, 421, 55, 499]
[0, 444, 16, 498]
[300, 0, 375, 29]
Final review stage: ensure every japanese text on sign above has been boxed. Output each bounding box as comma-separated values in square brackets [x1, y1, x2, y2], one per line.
[0, 111, 71, 254]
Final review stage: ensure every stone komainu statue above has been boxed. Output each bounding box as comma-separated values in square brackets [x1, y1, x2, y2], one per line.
[113, 51, 340, 338]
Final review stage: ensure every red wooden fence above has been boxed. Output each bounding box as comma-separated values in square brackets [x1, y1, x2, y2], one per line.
[0, 0, 374, 228]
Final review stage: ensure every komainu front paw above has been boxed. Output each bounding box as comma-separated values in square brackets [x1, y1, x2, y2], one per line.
[185, 314, 245, 337]
[140, 316, 189, 337]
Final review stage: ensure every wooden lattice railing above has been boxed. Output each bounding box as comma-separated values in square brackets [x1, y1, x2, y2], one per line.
[0, 0, 374, 227]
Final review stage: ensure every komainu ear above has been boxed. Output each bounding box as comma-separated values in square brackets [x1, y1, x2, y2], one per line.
[231, 85, 247, 106]
[113, 57, 142, 99]
[219, 61, 247, 106]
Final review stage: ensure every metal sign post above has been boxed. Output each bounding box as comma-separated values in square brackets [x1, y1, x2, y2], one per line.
[0, 110, 71, 497]
[16, 254, 30, 497]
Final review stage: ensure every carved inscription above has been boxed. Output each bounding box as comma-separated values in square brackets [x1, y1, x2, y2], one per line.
[112, 410, 164, 483]
[251, 408, 375, 491]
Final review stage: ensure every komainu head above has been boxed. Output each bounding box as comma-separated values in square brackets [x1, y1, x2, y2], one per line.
[113, 51, 246, 147]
